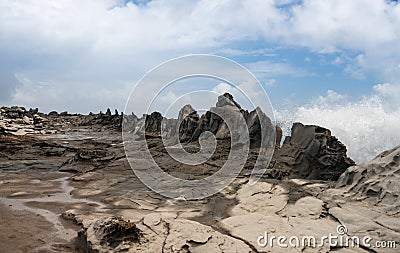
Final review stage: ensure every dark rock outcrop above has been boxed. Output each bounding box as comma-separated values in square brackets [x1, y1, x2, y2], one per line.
[275, 125, 282, 147]
[190, 93, 245, 141]
[48, 111, 58, 116]
[80, 110, 123, 131]
[246, 108, 277, 148]
[276, 123, 355, 180]
[189, 93, 274, 146]
[144, 112, 163, 134]
[1, 95, 356, 183]
[178, 104, 199, 142]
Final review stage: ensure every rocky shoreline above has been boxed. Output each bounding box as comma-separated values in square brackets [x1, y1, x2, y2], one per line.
[0, 94, 398, 252]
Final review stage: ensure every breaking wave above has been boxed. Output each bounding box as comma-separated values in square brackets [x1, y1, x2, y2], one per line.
[276, 95, 400, 164]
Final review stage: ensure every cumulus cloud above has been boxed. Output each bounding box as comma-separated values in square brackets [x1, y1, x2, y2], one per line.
[286, 1, 400, 81]
[0, 0, 399, 113]
[314, 90, 347, 105]
[373, 83, 400, 99]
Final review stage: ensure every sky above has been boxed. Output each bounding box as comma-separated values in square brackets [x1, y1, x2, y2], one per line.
[0, 0, 400, 162]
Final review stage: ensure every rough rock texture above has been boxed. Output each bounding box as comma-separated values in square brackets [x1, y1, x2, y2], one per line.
[216, 92, 242, 108]
[1, 98, 353, 183]
[190, 93, 248, 142]
[81, 110, 122, 131]
[275, 124, 282, 147]
[0, 106, 126, 135]
[220, 176, 399, 253]
[246, 108, 277, 149]
[182, 93, 277, 150]
[0, 106, 54, 135]
[120, 93, 277, 150]
[1, 102, 398, 252]
[336, 145, 400, 209]
[144, 112, 163, 134]
[178, 104, 199, 142]
[85, 216, 143, 252]
[276, 122, 355, 180]
[69, 213, 252, 253]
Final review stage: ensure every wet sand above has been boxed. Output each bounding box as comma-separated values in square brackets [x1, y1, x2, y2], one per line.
[0, 203, 54, 253]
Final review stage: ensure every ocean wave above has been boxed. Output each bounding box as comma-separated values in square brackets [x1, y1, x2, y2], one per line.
[276, 95, 400, 164]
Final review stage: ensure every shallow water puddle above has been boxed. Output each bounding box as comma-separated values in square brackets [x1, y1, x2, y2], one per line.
[0, 176, 107, 244]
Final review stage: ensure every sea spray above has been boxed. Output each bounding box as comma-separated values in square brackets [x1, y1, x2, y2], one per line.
[276, 95, 400, 164]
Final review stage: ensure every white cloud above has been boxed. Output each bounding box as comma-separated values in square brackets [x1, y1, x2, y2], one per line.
[13, 73, 131, 113]
[0, 0, 399, 112]
[373, 83, 400, 99]
[264, 79, 276, 87]
[245, 61, 313, 78]
[373, 82, 400, 109]
[216, 48, 277, 57]
[332, 57, 342, 65]
[288, 0, 400, 81]
[212, 82, 236, 95]
[343, 54, 367, 80]
[315, 90, 347, 105]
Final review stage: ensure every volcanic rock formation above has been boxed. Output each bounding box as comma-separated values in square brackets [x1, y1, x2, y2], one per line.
[336, 145, 400, 209]
[1, 94, 399, 253]
[276, 123, 355, 181]
[0, 93, 355, 181]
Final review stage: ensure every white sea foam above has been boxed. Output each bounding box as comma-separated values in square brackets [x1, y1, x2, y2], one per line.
[276, 94, 400, 164]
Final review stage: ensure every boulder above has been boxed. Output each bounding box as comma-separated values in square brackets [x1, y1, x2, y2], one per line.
[75, 213, 252, 253]
[86, 216, 143, 252]
[48, 111, 58, 116]
[2, 106, 26, 118]
[33, 114, 49, 124]
[276, 122, 355, 180]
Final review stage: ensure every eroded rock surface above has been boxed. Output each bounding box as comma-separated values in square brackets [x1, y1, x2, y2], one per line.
[1, 96, 398, 253]
[336, 145, 400, 209]
[66, 212, 252, 253]
[276, 122, 355, 180]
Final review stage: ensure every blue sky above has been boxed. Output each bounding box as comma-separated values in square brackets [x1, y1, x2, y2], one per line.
[0, 0, 399, 114]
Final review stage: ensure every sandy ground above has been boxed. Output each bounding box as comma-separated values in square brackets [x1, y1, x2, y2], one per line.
[0, 203, 54, 253]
